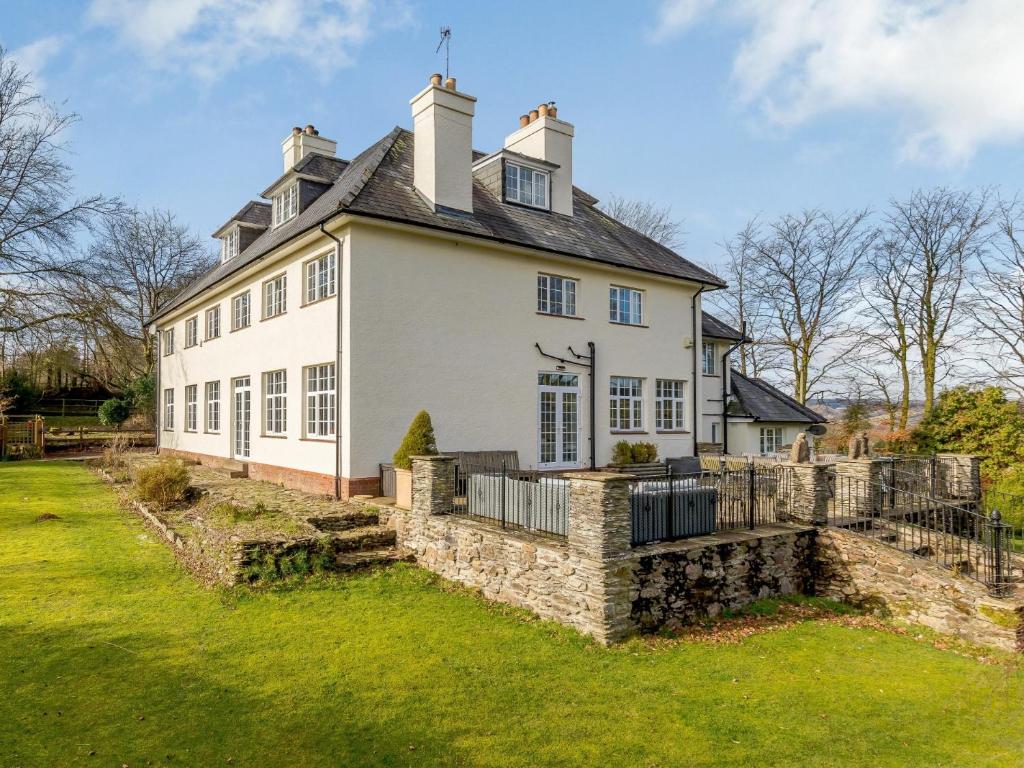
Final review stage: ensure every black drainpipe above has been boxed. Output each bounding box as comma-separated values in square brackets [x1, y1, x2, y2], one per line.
[320, 223, 343, 499]
[153, 326, 161, 455]
[720, 321, 746, 456]
[690, 286, 706, 457]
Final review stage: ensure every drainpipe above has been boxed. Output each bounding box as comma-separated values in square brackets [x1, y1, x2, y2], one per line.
[153, 326, 160, 455]
[720, 321, 746, 456]
[690, 286, 706, 457]
[320, 223, 343, 499]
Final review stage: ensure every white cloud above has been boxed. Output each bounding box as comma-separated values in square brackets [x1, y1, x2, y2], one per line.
[652, 0, 1024, 164]
[87, 0, 409, 81]
[10, 36, 64, 88]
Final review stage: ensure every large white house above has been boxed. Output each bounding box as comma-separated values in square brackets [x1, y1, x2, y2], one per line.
[152, 74, 818, 498]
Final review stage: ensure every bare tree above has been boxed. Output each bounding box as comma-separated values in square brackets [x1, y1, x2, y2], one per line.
[65, 208, 214, 387]
[739, 209, 876, 404]
[601, 196, 685, 250]
[885, 188, 992, 414]
[0, 46, 113, 334]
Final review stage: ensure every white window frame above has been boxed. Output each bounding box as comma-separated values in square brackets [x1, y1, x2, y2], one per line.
[222, 227, 239, 261]
[304, 251, 336, 304]
[537, 273, 577, 317]
[609, 286, 644, 326]
[231, 291, 250, 331]
[655, 379, 686, 431]
[609, 376, 644, 432]
[184, 316, 198, 348]
[184, 384, 198, 432]
[760, 427, 783, 455]
[163, 388, 174, 430]
[504, 162, 549, 209]
[205, 380, 221, 433]
[162, 328, 174, 356]
[263, 273, 287, 319]
[206, 306, 221, 340]
[263, 369, 287, 436]
[702, 341, 717, 375]
[304, 363, 336, 438]
[273, 183, 299, 227]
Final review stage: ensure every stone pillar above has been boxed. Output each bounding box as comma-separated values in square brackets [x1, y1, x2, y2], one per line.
[937, 454, 981, 501]
[411, 455, 455, 516]
[834, 459, 884, 519]
[563, 472, 634, 644]
[783, 463, 831, 525]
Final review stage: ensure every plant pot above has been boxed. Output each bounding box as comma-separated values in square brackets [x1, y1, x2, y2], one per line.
[394, 467, 412, 509]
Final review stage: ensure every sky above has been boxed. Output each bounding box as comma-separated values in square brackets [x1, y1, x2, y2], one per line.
[5, 0, 1024, 270]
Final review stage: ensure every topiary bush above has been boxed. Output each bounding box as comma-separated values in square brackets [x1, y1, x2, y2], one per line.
[135, 459, 191, 509]
[98, 398, 132, 429]
[392, 410, 438, 470]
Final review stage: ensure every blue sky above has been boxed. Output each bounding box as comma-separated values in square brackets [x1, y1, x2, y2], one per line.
[5, 0, 1024, 267]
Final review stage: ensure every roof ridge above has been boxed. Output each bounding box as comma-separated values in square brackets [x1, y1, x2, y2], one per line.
[337, 126, 404, 210]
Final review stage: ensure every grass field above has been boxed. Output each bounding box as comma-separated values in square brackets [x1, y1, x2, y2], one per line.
[2, 461, 1022, 767]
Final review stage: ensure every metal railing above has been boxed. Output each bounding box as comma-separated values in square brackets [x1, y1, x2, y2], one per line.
[453, 462, 568, 538]
[378, 463, 396, 498]
[979, 488, 1024, 554]
[630, 464, 793, 547]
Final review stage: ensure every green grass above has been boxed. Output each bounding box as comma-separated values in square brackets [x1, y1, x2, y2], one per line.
[1, 462, 1022, 768]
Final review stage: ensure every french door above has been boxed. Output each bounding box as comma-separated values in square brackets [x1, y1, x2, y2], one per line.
[232, 376, 251, 459]
[537, 372, 581, 469]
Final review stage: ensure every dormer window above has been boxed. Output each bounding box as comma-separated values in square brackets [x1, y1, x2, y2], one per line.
[273, 183, 299, 227]
[221, 227, 239, 262]
[505, 162, 548, 209]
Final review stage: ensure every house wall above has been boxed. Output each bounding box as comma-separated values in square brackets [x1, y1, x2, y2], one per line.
[343, 223, 702, 479]
[726, 420, 796, 456]
[700, 339, 728, 446]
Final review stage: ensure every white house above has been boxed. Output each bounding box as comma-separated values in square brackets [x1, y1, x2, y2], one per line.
[152, 74, 743, 498]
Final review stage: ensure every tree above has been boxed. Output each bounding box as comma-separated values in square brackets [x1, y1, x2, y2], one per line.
[885, 188, 992, 415]
[97, 398, 131, 429]
[737, 209, 876, 404]
[392, 410, 438, 470]
[0, 46, 113, 334]
[839, 400, 871, 441]
[601, 196, 685, 250]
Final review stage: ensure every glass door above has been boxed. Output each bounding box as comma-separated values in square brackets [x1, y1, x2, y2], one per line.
[537, 372, 581, 469]
[232, 376, 251, 459]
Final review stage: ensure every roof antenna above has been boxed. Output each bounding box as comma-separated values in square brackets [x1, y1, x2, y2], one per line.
[435, 26, 452, 80]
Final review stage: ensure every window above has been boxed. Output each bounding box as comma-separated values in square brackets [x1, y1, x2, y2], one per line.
[537, 273, 577, 317]
[760, 427, 783, 455]
[609, 376, 643, 431]
[263, 274, 287, 319]
[609, 286, 643, 325]
[305, 251, 336, 304]
[264, 370, 287, 435]
[206, 306, 221, 340]
[505, 162, 548, 208]
[162, 328, 174, 356]
[163, 388, 174, 430]
[305, 363, 335, 438]
[222, 227, 239, 261]
[702, 341, 717, 375]
[184, 384, 198, 431]
[231, 291, 250, 331]
[184, 317, 198, 348]
[205, 381, 220, 432]
[655, 379, 686, 431]
[273, 183, 299, 226]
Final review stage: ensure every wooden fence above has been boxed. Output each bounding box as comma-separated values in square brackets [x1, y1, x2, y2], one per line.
[1, 416, 46, 459]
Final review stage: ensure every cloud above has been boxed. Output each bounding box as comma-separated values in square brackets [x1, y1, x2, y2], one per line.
[652, 0, 1024, 164]
[87, 0, 409, 81]
[10, 36, 64, 88]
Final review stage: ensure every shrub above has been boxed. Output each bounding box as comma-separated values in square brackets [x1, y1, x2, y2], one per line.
[611, 440, 659, 465]
[612, 440, 634, 465]
[392, 410, 438, 470]
[98, 398, 132, 429]
[135, 459, 191, 509]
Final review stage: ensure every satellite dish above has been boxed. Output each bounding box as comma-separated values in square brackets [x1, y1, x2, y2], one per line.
[806, 424, 827, 436]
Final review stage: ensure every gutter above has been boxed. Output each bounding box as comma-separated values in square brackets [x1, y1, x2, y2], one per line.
[690, 286, 706, 457]
[720, 322, 747, 456]
[319, 222, 344, 500]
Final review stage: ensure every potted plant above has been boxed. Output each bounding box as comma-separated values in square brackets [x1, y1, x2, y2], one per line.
[392, 410, 438, 509]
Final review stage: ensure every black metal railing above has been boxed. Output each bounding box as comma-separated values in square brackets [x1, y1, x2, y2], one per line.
[980, 488, 1024, 554]
[630, 464, 793, 547]
[453, 462, 568, 538]
[829, 473, 1016, 595]
[378, 463, 396, 498]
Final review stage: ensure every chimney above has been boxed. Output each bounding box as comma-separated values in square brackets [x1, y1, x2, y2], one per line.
[281, 124, 337, 173]
[410, 74, 476, 213]
[504, 102, 574, 216]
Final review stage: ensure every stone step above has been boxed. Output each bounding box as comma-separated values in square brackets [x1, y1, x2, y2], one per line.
[331, 525, 396, 553]
[308, 510, 380, 531]
[210, 460, 248, 479]
[334, 547, 407, 571]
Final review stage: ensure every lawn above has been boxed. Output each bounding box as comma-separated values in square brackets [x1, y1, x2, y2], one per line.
[1, 462, 1022, 767]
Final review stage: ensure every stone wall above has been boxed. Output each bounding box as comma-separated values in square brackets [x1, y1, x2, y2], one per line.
[817, 527, 1023, 652]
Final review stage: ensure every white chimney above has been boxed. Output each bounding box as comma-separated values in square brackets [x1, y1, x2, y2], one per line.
[282, 124, 337, 173]
[410, 74, 476, 213]
[504, 105, 574, 216]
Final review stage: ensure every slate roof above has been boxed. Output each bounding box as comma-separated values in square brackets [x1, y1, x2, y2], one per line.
[729, 370, 827, 424]
[212, 201, 272, 236]
[155, 127, 725, 321]
[702, 311, 750, 342]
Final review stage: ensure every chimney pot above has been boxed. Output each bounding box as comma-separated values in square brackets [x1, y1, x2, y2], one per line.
[529, 109, 539, 123]
[304, 124, 316, 135]
[519, 114, 530, 128]
[548, 102, 558, 118]
[430, 73, 443, 86]
[292, 126, 302, 136]
[538, 103, 549, 117]
[444, 76, 457, 90]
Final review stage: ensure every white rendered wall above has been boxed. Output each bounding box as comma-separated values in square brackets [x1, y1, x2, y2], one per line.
[726, 421, 794, 456]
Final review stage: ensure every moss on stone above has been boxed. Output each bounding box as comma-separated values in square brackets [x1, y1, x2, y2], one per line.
[979, 604, 1021, 629]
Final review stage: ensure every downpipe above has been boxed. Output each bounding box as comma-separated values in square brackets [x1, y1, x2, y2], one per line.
[320, 223, 343, 500]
